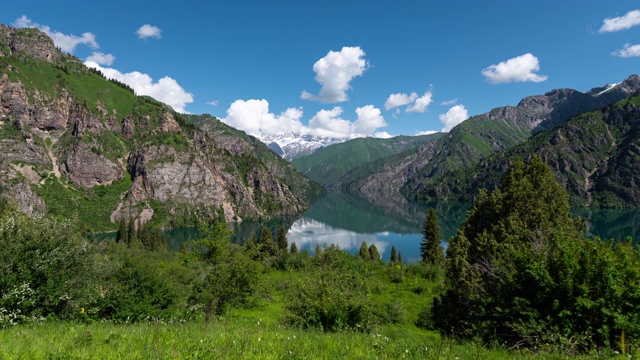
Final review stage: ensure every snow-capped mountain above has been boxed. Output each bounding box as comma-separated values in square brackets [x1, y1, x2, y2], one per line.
[260, 133, 345, 160]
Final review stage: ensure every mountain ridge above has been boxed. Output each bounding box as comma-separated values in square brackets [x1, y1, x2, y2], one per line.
[0, 24, 323, 230]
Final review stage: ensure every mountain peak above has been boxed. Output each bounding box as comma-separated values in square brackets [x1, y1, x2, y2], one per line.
[0, 23, 61, 63]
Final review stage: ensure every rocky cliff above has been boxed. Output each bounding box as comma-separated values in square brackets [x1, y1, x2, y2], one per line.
[0, 24, 323, 230]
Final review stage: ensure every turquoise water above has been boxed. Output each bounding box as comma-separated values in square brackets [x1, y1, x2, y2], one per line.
[98, 191, 640, 262]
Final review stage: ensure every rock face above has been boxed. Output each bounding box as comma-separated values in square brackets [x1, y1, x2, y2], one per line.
[340, 75, 640, 205]
[0, 24, 322, 229]
[432, 95, 640, 207]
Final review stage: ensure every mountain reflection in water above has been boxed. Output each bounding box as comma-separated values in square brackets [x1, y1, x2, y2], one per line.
[126, 191, 640, 263]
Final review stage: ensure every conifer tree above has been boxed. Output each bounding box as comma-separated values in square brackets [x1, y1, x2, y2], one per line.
[433, 156, 587, 347]
[276, 225, 288, 254]
[420, 208, 446, 266]
[290, 242, 298, 254]
[359, 241, 370, 260]
[116, 218, 128, 244]
[390, 246, 398, 263]
[260, 226, 278, 257]
[368, 244, 380, 260]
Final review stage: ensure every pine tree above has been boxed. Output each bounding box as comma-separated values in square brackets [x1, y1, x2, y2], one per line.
[290, 242, 298, 254]
[397, 252, 403, 264]
[368, 244, 380, 260]
[359, 241, 370, 260]
[276, 225, 288, 254]
[260, 226, 278, 257]
[116, 218, 128, 244]
[390, 246, 398, 263]
[420, 208, 446, 266]
[433, 156, 586, 346]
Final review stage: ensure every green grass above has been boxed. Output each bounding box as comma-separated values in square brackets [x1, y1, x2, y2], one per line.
[32, 175, 132, 232]
[1, 316, 626, 359]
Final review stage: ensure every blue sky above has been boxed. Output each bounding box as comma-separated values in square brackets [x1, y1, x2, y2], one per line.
[3, 1, 639, 138]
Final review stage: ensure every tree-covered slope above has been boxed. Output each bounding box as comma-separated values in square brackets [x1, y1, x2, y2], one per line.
[0, 24, 322, 230]
[420, 94, 640, 207]
[340, 75, 640, 205]
[291, 133, 443, 188]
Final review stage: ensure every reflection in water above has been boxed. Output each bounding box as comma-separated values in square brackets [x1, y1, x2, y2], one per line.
[103, 191, 640, 262]
[287, 218, 389, 257]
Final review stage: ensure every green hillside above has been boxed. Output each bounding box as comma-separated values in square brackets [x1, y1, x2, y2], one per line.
[292, 133, 443, 187]
[417, 94, 640, 207]
[0, 24, 322, 231]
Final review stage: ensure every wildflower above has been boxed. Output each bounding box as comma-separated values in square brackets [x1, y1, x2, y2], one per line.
[80, 308, 85, 314]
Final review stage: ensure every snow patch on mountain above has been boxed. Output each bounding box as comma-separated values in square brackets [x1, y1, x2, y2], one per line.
[260, 133, 344, 161]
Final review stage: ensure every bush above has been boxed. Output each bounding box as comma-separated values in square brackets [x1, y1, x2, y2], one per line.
[0, 207, 92, 325]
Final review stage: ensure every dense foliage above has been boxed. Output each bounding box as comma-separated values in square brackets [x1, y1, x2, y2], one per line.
[433, 156, 640, 352]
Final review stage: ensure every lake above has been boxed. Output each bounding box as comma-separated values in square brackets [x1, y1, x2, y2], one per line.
[160, 191, 640, 262]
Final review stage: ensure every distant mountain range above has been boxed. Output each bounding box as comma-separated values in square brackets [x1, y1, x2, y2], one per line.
[261, 133, 343, 161]
[292, 74, 640, 208]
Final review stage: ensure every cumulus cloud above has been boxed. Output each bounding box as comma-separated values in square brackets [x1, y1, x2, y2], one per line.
[352, 105, 386, 137]
[415, 130, 438, 136]
[385, 92, 418, 110]
[385, 89, 433, 113]
[406, 91, 433, 113]
[137, 24, 162, 39]
[207, 100, 219, 106]
[13, 15, 98, 53]
[221, 100, 386, 139]
[441, 98, 458, 105]
[600, 9, 640, 33]
[307, 107, 352, 138]
[439, 104, 469, 132]
[374, 131, 393, 139]
[301, 46, 367, 103]
[481, 53, 548, 84]
[85, 51, 115, 66]
[221, 99, 305, 136]
[85, 61, 194, 113]
[612, 43, 640, 58]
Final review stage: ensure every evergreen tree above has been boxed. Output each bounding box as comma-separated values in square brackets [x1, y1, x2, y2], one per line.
[368, 244, 380, 260]
[433, 156, 588, 347]
[358, 241, 370, 260]
[276, 225, 288, 254]
[390, 246, 398, 263]
[260, 226, 278, 257]
[289, 242, 298, 254]
[420, 208, 446, 266]
[116, 218, 128, 244]
[397, 252, 403, 264]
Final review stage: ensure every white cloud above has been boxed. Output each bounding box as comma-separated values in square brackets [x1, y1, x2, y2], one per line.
[612, 43, 640, 58]
[352, 105, 386, 137]
[85, 61, 194, 113]
[137, 24, 162, 39]
[481, 53, 548, 84]
[600, 9, 640, 33]
[85, 51, 115, 66]
[416, 130, 438, 136]
[301, 46, 367, 103]
[406, 91, 433, 113]
[222, 99, 304, 136]
[207, 100, 219, 106]
[221, 100, 386, 139]
[374, 131, 393, 139]
[384, 92, 418, 110]
[439, 104, 469, 132]
[308, 107, 352, 138]
[13, 15, 98, 53]
[441, 98, 457, 105]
